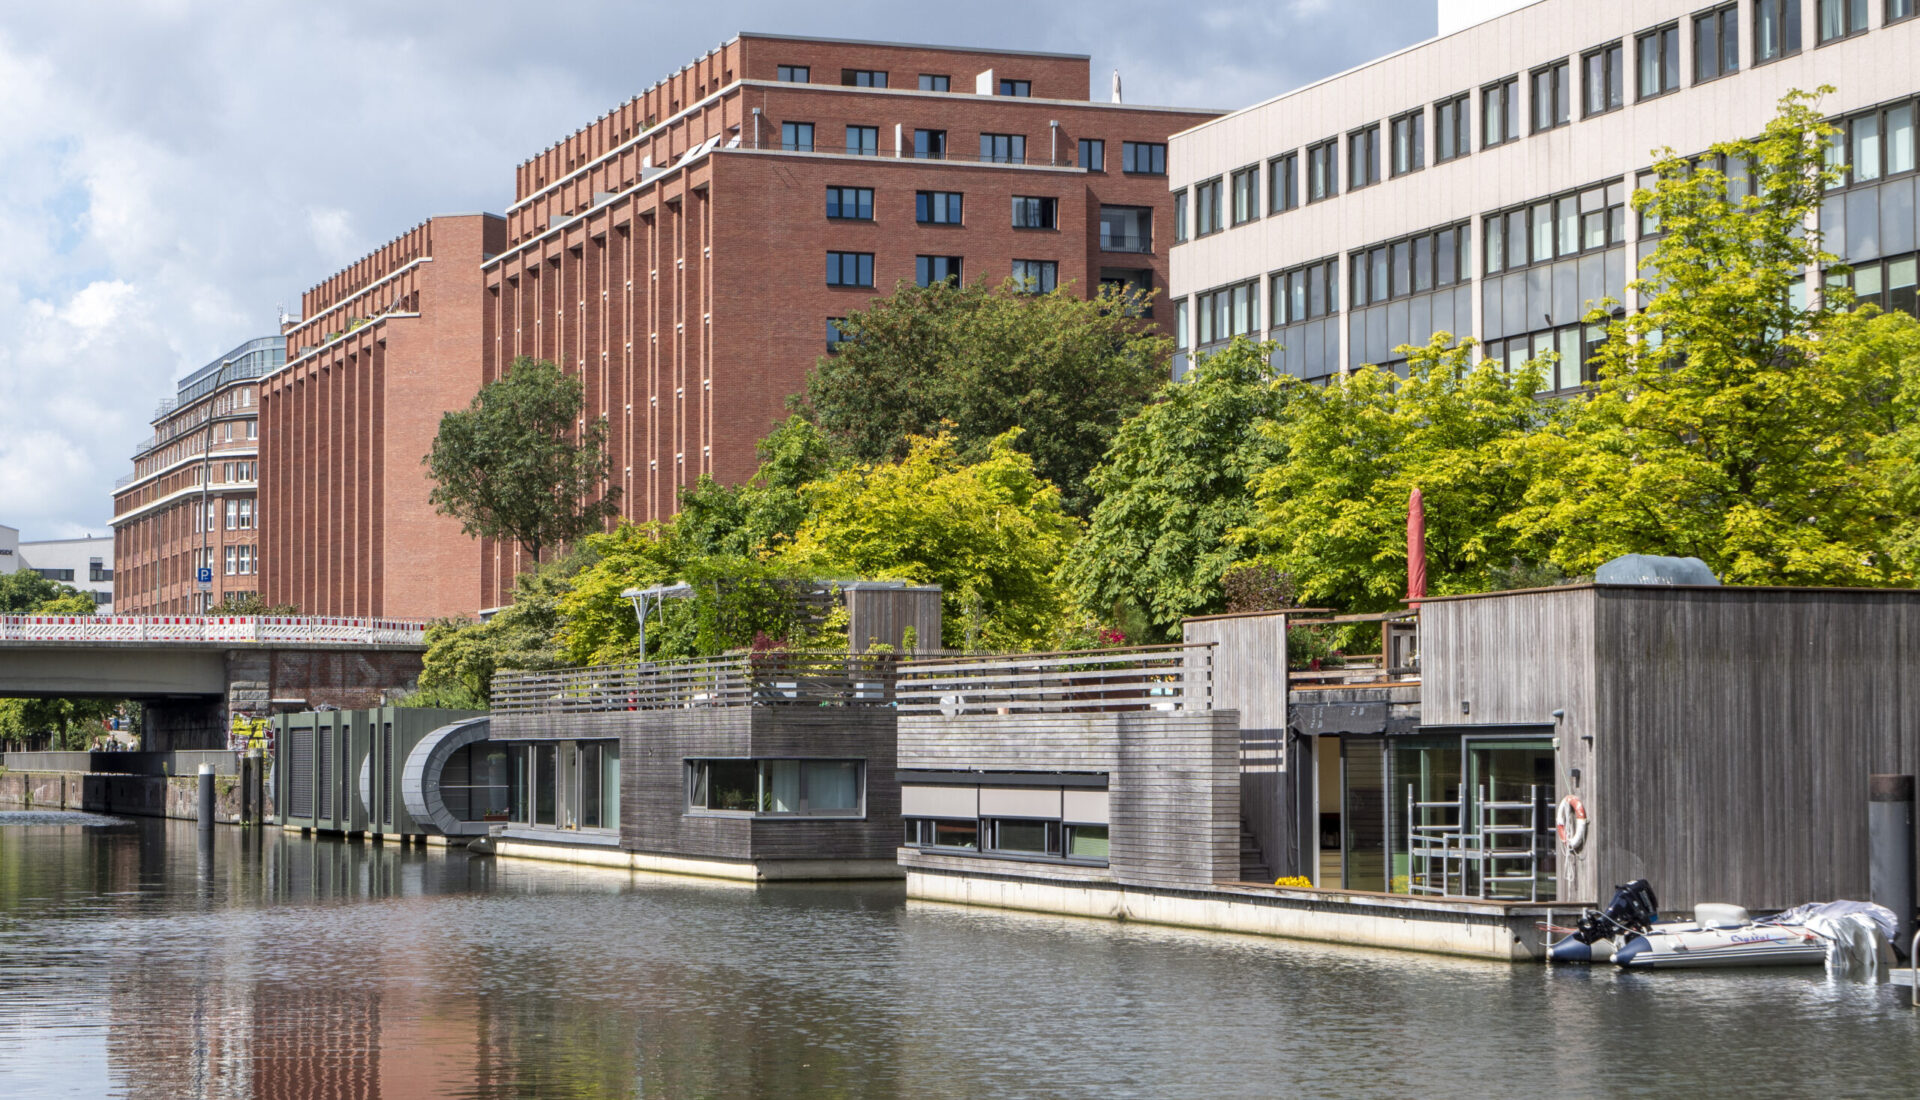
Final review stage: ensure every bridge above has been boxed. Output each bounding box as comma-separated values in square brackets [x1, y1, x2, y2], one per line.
[0, 615, 430, 750]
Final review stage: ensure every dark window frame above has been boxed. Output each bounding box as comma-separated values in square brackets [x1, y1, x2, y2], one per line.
[1636, 23, 1682, 101]
[1348, 223, 1471, 309]
[1194, 176, 1225, 237]
[1195, 278, 1260, 346]
[841, 68, 889, 88]
[1306, 139, 1339, 202]
[1121, 141, 1167, 175]
[1482, 77, 1520, 147]
[1753, 0, 1804, 64]
[1391, 109, 1427, 177]
[1011, 259, 1059, 294]
[915, 190, 964, 225]
[1531, 59, 1572, 133]
[915, 255, 965, 287]
[825, 251, 875, 288]
[844, 124, 879, 156]
[781, 121, 815, 152]
[1099, 204, 1154, 253]
[1483, 178, 1629, 275]
[777, 65, 810, 83]
[913, 129, 948, 159]
[1816, 0, 1870, 42]
[1582, 41, 1625, 116]
[1230, 165, 1260, 225]
[997, 78, 1032, 97]
[1269, 151, 1300, 212]
[1173, 190, 1190, 243]
[1694, 4, 1741, 83]
[1011, 195, 1059, 230]
[1079, 138, 1105, 171]
[980, 132, 1027, 164]
[919, 73, 951, 92]
[1347, 124, 1382, 190]
[825, 186, 874, 221]
[1435, 94, 1472, 162]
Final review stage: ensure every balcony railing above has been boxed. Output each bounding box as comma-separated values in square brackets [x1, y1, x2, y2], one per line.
[0, 616, 427, 646]
[896, 643, 1212, 716]
[491, 652, 899, 715]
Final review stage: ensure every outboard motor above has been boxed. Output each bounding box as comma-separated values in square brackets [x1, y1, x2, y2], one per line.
[1548, 880, 1660, 963]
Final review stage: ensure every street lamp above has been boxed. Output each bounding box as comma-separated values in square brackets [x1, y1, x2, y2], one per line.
[622, 582, 693, 660]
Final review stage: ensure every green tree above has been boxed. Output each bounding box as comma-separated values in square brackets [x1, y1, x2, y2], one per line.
[209, 593, 298, 615]
[0, 570, 77, 613]
[1508, 89, 1920, 585]
[803, 279, 1169, 515]
[1242, 335, 1554, 613]
[1062, 338, 1290, 640]
[0, 575, 115, 748]
[780, 430, 1079, 651]
[424, 356, 621, 564]
[409, 552, 587, 706]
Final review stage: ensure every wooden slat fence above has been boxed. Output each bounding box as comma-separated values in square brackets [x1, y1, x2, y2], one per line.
[490, 652, 899, 715]
[896, 644, 1213, 715]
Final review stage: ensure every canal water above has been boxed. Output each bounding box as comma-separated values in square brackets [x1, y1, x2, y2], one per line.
[0, 811, 1915, 1099]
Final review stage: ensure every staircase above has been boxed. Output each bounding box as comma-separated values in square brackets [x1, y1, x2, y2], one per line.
[1238, 817, 1271, 884]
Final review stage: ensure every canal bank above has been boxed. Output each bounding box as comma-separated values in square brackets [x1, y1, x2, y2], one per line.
[0, 766, 266, 824]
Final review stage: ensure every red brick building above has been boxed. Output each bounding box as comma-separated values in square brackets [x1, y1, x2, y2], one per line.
[257, 215, 505, 619]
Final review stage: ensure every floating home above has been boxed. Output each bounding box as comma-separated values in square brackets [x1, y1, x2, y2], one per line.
[273, 706, 489, 841]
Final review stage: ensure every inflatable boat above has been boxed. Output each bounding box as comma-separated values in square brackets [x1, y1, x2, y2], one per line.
[1547, 880, 1897, 969]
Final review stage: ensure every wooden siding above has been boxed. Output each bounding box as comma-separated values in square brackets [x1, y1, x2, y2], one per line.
[898, 711, 1241, 890]
[1184, 612, 1289, 880]
[845, 586, 942, 654]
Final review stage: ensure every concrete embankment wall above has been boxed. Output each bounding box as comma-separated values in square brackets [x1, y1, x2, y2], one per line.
[0, 770, 271, 824]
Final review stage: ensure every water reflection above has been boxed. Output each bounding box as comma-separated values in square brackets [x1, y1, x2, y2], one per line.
[0, 812, 1916, 1099]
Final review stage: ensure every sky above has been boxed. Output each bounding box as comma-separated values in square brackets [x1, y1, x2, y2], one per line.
[0, 0, 1437, 541]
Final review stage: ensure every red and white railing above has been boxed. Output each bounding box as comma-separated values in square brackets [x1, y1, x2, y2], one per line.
[0, 615, 427, 646]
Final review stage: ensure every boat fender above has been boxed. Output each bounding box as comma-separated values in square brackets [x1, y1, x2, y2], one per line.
[1556, 795, 1589, 851]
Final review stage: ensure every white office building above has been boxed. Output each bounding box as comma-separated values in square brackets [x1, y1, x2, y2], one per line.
[16, 534, 116, 611]
[1167, 0, 1920, 382]
[0, 524, 19, 576]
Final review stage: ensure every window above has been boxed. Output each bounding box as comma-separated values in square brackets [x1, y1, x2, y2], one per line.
[1012, 195, 1058, 229]
[1269, 151, 1299, 212]
[1829, 251, 1920, 317]
[687, 759, 863, 816]
[239, 500, 253, 529]
[980, 133, 1026, 164]
[1582, 42, 1625, 115]
[1435, 94, 1471, 162]
[1483, 181, 1627, 274]
[1483, 322, 1609, 391]
[1347, 125, 1381, 189]
[1011, 260, 1058, 293]
[919, 74, 950, 91]
[1637, 24, 1681, 99]
[778, 65, 809, 83]
[226, 500, 238, 529]
[1818, 0, 1868, 40]
[1099, 205, 1152, 252]
[1175, 299, 1190, 349]
[826, 186, 874, 220]
[826, 251, 874, 287]
[998, 79, 1031, 96]
[986, 818, 1060, 855]
[1196, 280, 1259, 344]
[845, 125, 879, 156]
[904, 819, 979, 849]
[781, 121, 814, 152]
[1391, 111, 1426, 176]
[1065, 824, 1109, 861]
[1307, 139, 1338, 201]
[917, 255, 964, 287]
[1482, 78, 1519, 146]
[842, 69, 887, 87]
[1755, 0, 1804, 61]
[916, 190, 963, 224]
[826, 318, 852, 354]
[239, 546, 254, 575]
[225, 547, 237, 576]
[1695, 5, 1740, 81]
[913, 129, 948, 159]
[1350, 224, 1470, 307]
[1231, 166, 1258, 224]
[1637, 170, 1663, 237]
[1833, 101, 1918, 186]
[1121, 141, 1166, 175]
[1173, 190, 1189, 243]
[1531, 60, 1571, 132]
[1194, 177, 1224, 236]
[1079, 138, 1105, 171]
[1893, 0, 1917, 23]
[246, 421, 257, 440]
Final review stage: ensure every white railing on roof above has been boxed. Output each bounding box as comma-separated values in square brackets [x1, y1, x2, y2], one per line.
[0, 615, 427, 646]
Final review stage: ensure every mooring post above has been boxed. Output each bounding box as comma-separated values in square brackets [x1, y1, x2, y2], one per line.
[198, 762, 216, 831]
[1870, 774, 1915, 954]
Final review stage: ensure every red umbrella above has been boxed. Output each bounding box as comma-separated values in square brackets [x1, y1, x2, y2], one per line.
[1407, 487, 1427, 606]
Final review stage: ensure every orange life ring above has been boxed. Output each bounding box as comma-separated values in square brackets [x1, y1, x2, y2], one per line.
[1555, 795, 1589, 851]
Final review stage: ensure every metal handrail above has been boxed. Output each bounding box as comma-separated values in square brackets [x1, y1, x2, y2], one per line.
[897, 643, 1213, 716]
[491, 652, 899, 715]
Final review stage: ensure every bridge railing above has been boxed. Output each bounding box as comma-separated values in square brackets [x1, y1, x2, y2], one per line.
[0, 616, 427, 646]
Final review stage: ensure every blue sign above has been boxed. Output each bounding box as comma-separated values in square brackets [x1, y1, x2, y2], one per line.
[197, 567, 214, 584]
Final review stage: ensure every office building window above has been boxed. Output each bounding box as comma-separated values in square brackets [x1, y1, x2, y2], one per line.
[1194, 177, 1224, 236]
[1269, 258, 1341, 326]
[827, 318, 852, 354]
[1391, 111, 1426, 176]
[1269, 151, 1299, 212]
[225, 547, 237, 576]
[1012, 260, 1058, 293]
[241, 546, 255, 575]
[1079, 138, 1105, 170]
[1435, 94, 1471, 162]
[1196, 280, 1259, 345]
[246, 421, 256, 440]
[1696, 5, 1740, 81]
[778, 65, 809, 83]
[1175, 299, 1190, 349]
[239, 500, 254, 529]
[1484, 322, 1609, 391]
[1829, 252, 1920, 317]
[842, 69, 888, 87]
[1350, 224, 1470, 308]
[1637, 24, 1681, 99]
[845, 125, 879, 156]
[1531, 60, 1571, 132]
[998, 79, 1031, 96]
[226, 500, 239, 529]
[1231, 166, 1258, 224]
[920, 74, 950, 91]
[1173, 190, 1189, 243]
[1832, 100, 1918, 186]
[1892, 0, 1916, 23]
[826, 186, 874, 220]
[1484, 181, 1627, 274]
[1100, 206, 1152, 253]
[914, 129, 947, 159]
[1121, 141, 1167, 175]
[1583, 42, 1625, 115]
[916, 190, 963, 224]
[1307, 139, 1338, 201]
[781, 122, 814, 152]
[1755, 0, 1804, 61]
[917, 256, 964, 287]
[826, 251, 875, 287]
[1818, 0, 1869, 40]
[1483, 78, 1519, 146]
[1348, 125, 1381, 190]
[1012, 196, 1058, 229]
[980, 133, 1026, 164]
